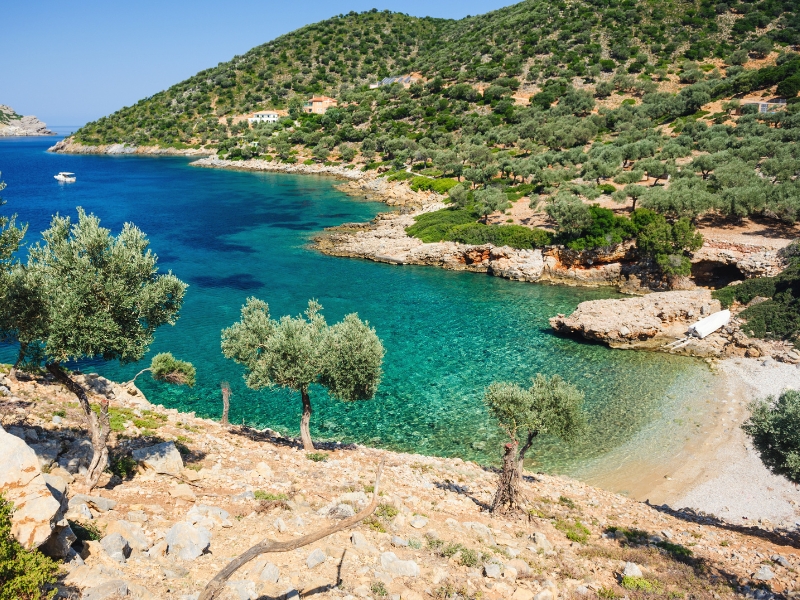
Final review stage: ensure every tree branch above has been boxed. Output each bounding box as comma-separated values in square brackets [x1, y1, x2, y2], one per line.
[198, 458, 386, 600]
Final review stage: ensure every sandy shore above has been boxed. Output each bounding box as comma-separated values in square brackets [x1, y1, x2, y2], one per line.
[592, 357, 800, 528]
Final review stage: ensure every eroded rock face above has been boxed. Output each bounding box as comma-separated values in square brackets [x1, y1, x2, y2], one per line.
[549, 290, 721, 349]
[0, 425, 73, 553]
[132, 441, 184, 476]
[0, 105, 54, 136]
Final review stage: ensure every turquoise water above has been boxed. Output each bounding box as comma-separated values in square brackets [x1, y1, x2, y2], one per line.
[0, 137, 714, 474]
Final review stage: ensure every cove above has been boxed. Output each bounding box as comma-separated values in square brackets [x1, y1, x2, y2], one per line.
[0, 136, 715, 476]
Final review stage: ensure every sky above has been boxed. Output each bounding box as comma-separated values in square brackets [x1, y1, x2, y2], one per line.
[3, 0, 516, 127]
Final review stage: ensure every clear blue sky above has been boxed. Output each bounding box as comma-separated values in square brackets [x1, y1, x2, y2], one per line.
[3, 0, 516, 127]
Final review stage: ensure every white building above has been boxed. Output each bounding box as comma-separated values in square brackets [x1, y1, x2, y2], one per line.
[248, 111, 281, 124]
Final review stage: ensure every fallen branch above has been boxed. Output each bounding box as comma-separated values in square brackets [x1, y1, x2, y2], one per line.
[198, 458, 385, 600]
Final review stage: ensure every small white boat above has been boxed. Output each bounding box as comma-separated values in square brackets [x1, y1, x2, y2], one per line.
[54, 172, 76, 183]
[688, 309, 731, 339]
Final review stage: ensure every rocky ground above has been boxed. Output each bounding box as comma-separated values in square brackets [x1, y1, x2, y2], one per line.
[549, 290, 799, 363]
[0, 104, 54, 136]
[2, 367, 800, 600]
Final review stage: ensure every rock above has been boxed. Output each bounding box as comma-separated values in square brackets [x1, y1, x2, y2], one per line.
[380, 551, 420, 577]
[162, 563, 189, 578]
[127, 510, 148, 523]
[534, 591, 554, 600]
[226, 580, 257, 600]
[409, 515, 428, 529]
[391, 535, 409, 547]
[772, 554, 790, 568]
[165, 522, 211, 560]
[0, 425, 67, 550]
[507, 558, 531, 577]
[29, 441, 61, 470]
[0, 106, 54, 136]
[255, 461, 273, 478]
[58, 438, 93, 474]
[100, 533, 131, 563]
[105, 520, 150, 552]
[82, 579, 128, 600]
[187, 504, 231, 527]
[42, 473, 69, 504]
[307, 548, 326, 569]
[68, 503, 93, 520]
[52, 415, 63, 425]
[128, 583, 157, 600]
[503, 565, 518, 581]
[484, 563, 502, 578]
[274, 518, 287, 533]
[511, 589, 535, 600]
[754, 565, 775, 581]
[70, 494, 117, 513]
[169, 483, 197, 501]
[132, 441, 184, 475]
[351, 531, 379, 554]
[329, 503, 356, 519]
[623, 562, 643, 578]
[260, 562, 280, 583]
[530, 532, 553, 552]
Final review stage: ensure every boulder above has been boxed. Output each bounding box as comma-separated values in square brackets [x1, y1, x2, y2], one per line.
[82, 579, 128, 600]
[255, 462, 273, 478]
[132, 441, 184, 476]
[0, 425, 71, 552]
[100, 533, 132, 563]
[105, 520, 150, 552]
[169, 483, 196, 501]
[409, 515, 428, 529]
[380, 551, 420, 577]
[69, 493, 117, 513]
[58, 438, 93, 475]
[622, 562, 643, 578]
[29, 441, 61, 470]
[165, 522, 211, 560]
[351, 531, 379, 555]
[260, 562, 280, 583]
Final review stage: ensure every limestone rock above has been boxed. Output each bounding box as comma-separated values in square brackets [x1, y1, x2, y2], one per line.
[169, 484, 196, 501]
[105, 520, 150, 552]
[623, 562, 643, 578]
[306, 548, 326, 569]
[255, 462, 273, 478]
[409, 515, 428, 529]
[165, 522, 211, 560]
[0, 425, 64, 549]
[380, 551, 420, 577]
[58, 438, 93, 474]
[132, 441, 184, 475]
[754, 565, 775, 581]
[70, 494, 117, 513]
[82, 579, 128, 600]
[351, 531, 379, 554]
[100, 533, 131, 563]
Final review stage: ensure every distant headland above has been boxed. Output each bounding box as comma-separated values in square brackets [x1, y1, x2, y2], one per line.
[0, 105, 54, 136]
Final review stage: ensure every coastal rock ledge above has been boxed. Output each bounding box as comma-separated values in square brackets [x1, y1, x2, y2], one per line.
[0, 105, 54, 136]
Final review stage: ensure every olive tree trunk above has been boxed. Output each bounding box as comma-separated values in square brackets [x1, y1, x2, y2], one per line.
[221, 382, 231, 426]
[491, 440, 521, 513]
[300, 387, 314, 451]
[8, 343, 27, 382]
[46, 363, 110, 490]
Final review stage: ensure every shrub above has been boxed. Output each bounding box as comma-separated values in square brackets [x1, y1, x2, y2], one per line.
[375, 503, 399, 518]
[444, 223, 552, 248]
[69, 520, 103, 542]
[555, 519, 591, 543]
[254, 491, 289, 501]
[621, 576, 660, 592]
[108, 454, 137, 479]
[306, 452, 328, 462]
[597, 183, 616, 194]
[744, 392, 800, 484]
[410, 176, 459, 194]
[0, 495, 59, 600]
[405, 209, 476, 242]
[713, 277, 777, 308]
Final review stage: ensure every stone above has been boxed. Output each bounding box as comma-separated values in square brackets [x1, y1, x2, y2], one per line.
[82, 579, 128, 600]
[351, 531, 379, 554]
[127, 510, 148, 523]
[380, 552, 420, 577]
[169, 483, 197, 501]
[128, 583, 158, 600]
[100, 533, 131, 563]
[484, 563, 502, 578]
[511, 589, 535, 600]
[307, 548, 326, 569]
[40, 517, 78, 559]
[259, 562, 280, 583]
[52, 415, 63, 425]
[754, 565, 775, 581]
[255, 461, 273, 478]
[42, 473, 69, 504]
[132, 441, 184, 476]
[165, 522, 211, 560]
[622, 562, 643, 578]
[70, 494, 117, 513]
[772, 554, 790, 568]
[227, 580, 257, 600]
[274, 517, 287, 533]
[328, 503, 356, 519]
[409, 515, 428, 529]
[58, 438, 93, 474]
[28, 441, 61, 470]
[187, 504, 231, 527]
[502, 565, 518, 581]
[530, 532, 553, 552]
[391, 535, 409, 547]
[68, 503, 94, 520]
[162, 563, 189, 578]
[534, 591, 554, 600]
[105, 520, 150, 552]
[507, 558, 531, 577]
[0, 425, 65, 550]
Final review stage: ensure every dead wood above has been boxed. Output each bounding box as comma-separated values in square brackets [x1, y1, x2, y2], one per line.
[198, 458, 385, 600]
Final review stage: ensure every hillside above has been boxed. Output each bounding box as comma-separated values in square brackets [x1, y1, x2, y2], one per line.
[0, 105, 54, 136]
[3, 367, 800, 600]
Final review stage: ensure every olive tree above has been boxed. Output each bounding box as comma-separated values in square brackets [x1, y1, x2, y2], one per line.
[221, 298, 384, 451]
[474, 186, 510, 223]
[743, 390, 800, 484]
[0, 175, 29, 378]
[130, 352, 196, 387]
[22, 209, 187, 488]
[484, 374, 584, 513]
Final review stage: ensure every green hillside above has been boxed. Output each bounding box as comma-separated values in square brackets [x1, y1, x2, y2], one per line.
[70, 0, 800, 241]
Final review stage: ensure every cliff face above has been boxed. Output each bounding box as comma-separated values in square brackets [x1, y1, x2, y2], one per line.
[48, 138, 212, 156]
[0, 105, 54, 136]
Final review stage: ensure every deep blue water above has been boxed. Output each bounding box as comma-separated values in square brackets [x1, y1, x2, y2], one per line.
[0, 136, 714, 474]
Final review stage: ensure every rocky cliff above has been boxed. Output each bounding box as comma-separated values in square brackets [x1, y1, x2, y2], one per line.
[49, 138, 211, 156]
[0, 105, 54, 136]
[1, 368, 798, 600]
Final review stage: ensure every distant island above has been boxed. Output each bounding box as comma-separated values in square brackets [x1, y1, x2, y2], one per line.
[0, 105, 54, 136]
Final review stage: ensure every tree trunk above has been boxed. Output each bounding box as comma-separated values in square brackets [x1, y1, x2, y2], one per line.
[46, 363, 110, 490]
[221, 383, 231, 426]
[300, 387, 314, 451]
[491, 440, 521, 514]
[8, 343, 27, 382]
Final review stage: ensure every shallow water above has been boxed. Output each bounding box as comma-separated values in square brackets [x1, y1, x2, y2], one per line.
[0, 136, 715, 475]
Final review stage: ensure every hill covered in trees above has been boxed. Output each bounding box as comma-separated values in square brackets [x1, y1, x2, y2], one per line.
[66, 0, 800, 260]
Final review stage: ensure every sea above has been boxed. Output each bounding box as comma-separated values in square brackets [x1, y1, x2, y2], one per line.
[0, 134, 716, 484]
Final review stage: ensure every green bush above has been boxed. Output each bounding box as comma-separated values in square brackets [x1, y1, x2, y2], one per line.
[151, 352, 196, 387]
[713, 277, 777, 308]
[405, 209, 476, 242]
[306, 452, 328, 462]
[445, 223, 552, 249]
[743, 390, 800, 483]
[254, 491, 289, 501]
[554, 519, 591, 543]
[597, 183, 616, 194]
[0, 495, 59, 600]
[410, 176, 459, 194]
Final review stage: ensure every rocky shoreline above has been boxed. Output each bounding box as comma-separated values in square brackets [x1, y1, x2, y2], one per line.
[2, 366, 799, 600]
[0, 104, 54, 136]
[48, 138, 213, 156]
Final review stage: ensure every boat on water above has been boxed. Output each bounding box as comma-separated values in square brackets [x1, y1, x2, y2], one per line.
[54, 172, 76, 183]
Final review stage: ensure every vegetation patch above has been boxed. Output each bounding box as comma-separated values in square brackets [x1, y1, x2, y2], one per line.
[555, 519, 591, 543]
